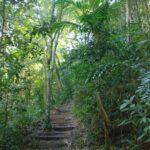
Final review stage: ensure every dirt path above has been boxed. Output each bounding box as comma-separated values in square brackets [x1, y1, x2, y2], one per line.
[25, 105, 78, 150]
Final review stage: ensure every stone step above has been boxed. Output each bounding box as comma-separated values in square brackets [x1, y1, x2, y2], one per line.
[57, 109, 70, 113]
[26, 106, 77, 150]
[51, 116, 72, 120]
[35, 134, 69, 140]
[52, 123, 74, 126]
[32, 140, 68, 149]
[52, 120, 73, 125]
[52, 125, 76, 131]
[51, 118, 72, 122]
[37, 131, 71, 136]
[52, 110, 70, 115]
[28, 148, 67, 150]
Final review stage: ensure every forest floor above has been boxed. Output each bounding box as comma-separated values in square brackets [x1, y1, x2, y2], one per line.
[24, 105, 80, 150]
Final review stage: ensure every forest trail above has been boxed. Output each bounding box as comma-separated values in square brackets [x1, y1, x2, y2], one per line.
[25, 105, 78, 150]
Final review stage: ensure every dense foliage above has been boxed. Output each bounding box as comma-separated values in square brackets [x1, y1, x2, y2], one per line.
[61, 0, 150, 149]
[0, 0, 150, 150]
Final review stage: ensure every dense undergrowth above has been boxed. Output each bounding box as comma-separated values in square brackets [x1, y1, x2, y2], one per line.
[61, 1, 150, 149]
[0, 0, 150, 150]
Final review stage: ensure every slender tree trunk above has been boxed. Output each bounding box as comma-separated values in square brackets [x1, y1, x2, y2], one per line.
[96, 92, 111, 149]
[125, 0, 131, 43]
[46, 1, 63, 128]
[3, 94, 8, 150]
[125, 0, 129, 26]
[55, 62, 64, 89]
[143, 0, 150, 27]
[0, 0, 6, 104]
[135, 0, 142, 28]
[47, 67, 52, 128]
[4, 95, 8, 127]
[44, 0, 56, 126]
[56, 54, 64, 74]
[43, 56, 48, 104]
[96, 92, 111, 127]
[0, 0, 6, 53]
[35, 1, 56, 128]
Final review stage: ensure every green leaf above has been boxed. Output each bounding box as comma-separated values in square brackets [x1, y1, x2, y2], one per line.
[120, 102, 129, 110]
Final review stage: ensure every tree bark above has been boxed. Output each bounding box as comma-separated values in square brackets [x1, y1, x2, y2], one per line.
[46, 0, 64, 128]
[125, 0, 131, 43]
[0, 0, 6, 54]
[55, 61, 64, 89]
[96, 92, 111, 149]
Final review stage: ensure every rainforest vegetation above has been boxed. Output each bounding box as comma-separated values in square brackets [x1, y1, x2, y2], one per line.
[0, 0, 150, 149]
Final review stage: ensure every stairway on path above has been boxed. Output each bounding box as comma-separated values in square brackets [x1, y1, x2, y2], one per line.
[25, 105, 78, 150]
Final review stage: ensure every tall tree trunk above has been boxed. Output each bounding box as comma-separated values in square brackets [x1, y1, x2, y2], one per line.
[46, 0, 64, 128]
[45, 36, 53, 129]
[55, 62, 64, 89]
[41, 0, 56, 128]
[0, 0, 6, 102]
[56, 54, 64, 74]
[143, 0, 150, 28]
[43, 56, 48, 104]
[96, 92, 111, 149]
[36, 0, 64, 128]
[125, 0, 131, 43]
[0, 0, 6, 54]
